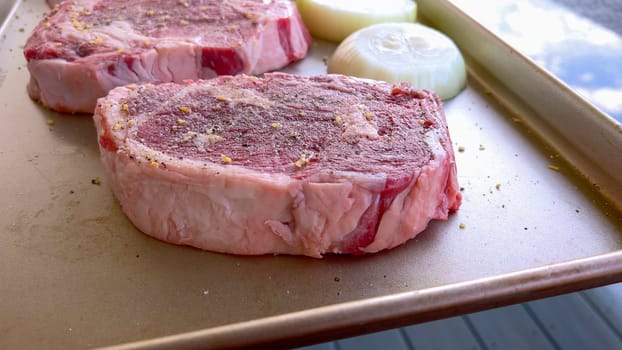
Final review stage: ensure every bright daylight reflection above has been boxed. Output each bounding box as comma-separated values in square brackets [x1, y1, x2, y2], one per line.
[452, 0, 622, 122]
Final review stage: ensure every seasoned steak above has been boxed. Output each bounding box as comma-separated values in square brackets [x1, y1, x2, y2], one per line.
[94, 73, 462, 257]
[25, 0, 311, 113]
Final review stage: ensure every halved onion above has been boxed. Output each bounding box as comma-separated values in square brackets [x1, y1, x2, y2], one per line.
[327, 22, 467, 100]
[296, 0, 417, 43]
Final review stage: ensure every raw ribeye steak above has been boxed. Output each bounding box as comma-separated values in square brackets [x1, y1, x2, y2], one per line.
[94, 73, 462, 257]
[25, 0, 310, 113]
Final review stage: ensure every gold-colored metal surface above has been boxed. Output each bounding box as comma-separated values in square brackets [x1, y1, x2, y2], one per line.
[1, 1, 621, 349]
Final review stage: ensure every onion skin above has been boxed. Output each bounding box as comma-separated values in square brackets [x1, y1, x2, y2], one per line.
[328, 22, 466, 100]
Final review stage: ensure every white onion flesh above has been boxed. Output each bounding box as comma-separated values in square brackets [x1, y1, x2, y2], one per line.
[328, 22, 467, 100]
[296, 0, 417, 43]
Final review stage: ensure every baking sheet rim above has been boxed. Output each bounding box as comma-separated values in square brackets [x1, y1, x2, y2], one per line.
[101, 250, 622, 349]
[101, 1, 622, 347]
[419, 0, 622, 207]
[5, 0, 622, 348]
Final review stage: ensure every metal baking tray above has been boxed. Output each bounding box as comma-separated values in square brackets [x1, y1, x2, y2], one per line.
[1, 0, 621, 349]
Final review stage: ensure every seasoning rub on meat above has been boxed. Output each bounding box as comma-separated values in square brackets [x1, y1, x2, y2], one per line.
[94, 73, 462, 257]
[25, 0, 310, 113]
